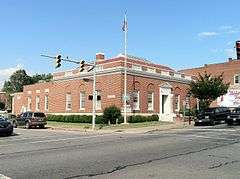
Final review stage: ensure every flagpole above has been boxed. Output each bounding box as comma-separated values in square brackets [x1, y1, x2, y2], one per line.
[123, 13, 128, 124]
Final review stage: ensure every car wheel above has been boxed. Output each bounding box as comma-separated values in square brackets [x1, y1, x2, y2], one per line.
[13, 121, 18, 128]
[210, 120, 215, 126]
[39, 125, 45, 129]
[25, 122, 31, 129]
[227, 120, 233, 125]
[194, 122, 199, 126]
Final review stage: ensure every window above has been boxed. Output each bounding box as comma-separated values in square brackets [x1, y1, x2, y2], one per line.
[95, 65, 103, 71]
[80, 91, 86, 110]
[66, 93, 72, 111]
[45, 95, 49, 111]
[175, 94, 180, 112]
[132, 65, 142, 71]
[147, 68, 156, 73]
[27, 97, 32, 111]
[36, 96, 40, 111]
[147, 92, 154, 111]
[96, 91, 101, 110]
[133, 91, 140, 110]
[235, 74, 240, 84]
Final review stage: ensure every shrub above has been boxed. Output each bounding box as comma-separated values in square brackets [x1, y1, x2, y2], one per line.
[103, 106, 122, 124]
[128, 115, 159, 123]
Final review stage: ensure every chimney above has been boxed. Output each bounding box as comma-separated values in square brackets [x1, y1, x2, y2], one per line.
[96, 52, 105, 61]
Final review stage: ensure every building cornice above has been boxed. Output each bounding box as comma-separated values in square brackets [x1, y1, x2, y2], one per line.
[53, 67, 192, 84]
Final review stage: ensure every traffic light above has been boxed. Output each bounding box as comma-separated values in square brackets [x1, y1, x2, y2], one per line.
[236, 41, 240, 59]
[55, 55, 62, 68]
[79, 60, 85, 72]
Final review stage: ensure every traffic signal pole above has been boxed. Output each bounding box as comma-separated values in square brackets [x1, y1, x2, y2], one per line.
[41, 54, 97, 130]
[92, 60, 96, 130]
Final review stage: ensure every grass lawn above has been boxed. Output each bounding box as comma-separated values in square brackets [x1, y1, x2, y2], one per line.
[47, 121, 174, 130]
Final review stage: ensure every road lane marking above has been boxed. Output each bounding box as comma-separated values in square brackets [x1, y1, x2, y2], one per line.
[0, 174, 11, 179]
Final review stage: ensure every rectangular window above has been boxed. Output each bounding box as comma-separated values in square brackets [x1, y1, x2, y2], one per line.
[235, 75, 239, 84]
[66, 93, 72, 111]
[27, 97, 32, 111]
[175, 95, 180, 112]
[133, 91, 140, 110]
[147, 68, 156, 73]
[132, 65, 142, 71]
[147, 92, 154, 111]
[45, 95, 49, 111]
[36, 96, 40, 111]
[96, 91, 101, 110]
[95, 65, 103, 71]
[80, 91, 86, 110]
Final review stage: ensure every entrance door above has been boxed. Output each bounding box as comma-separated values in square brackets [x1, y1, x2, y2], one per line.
[159, 83, 174, 121]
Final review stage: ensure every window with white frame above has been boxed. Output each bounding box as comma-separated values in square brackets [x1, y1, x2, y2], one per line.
[45, 95, 49, 111]
[174, 94, 180, 112]
[147, 68, 156, 73]
[96, 91, 101, 110]
[66, 93, 72, 111]
[147, 92, 154, 111]
[80, 91, 86, 110]
[27, 97, 32, 111]
[36, 96, 40, 111]
[133, 91, 140, 110]
[95, 65, 103, 71]
[132, 65, 142, 71]
[235, 74, 240, 84]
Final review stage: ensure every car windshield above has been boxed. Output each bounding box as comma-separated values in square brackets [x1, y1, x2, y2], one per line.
[34, 113, 46, 117]
[0, 117, 6, 121]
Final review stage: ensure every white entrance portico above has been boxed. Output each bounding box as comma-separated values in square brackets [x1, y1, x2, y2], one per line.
[159, 82, 174, 122]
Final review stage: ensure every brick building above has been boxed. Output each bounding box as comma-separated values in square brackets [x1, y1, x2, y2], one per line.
[12, 53, 196, 122]
[180, 58, 240, 107]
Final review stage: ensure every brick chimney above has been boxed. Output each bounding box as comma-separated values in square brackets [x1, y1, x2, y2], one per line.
[96, 52, 105, 61]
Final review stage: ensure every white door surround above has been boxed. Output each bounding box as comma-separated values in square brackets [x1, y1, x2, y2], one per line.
[159, 82, 174, 122]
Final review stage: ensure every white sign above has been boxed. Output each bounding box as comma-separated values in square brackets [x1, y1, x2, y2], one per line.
[107, 95, 116, 99]
[217, 86, 240, 107]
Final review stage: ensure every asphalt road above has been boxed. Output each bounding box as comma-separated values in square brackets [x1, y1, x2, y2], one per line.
[1, 124, 240, 179]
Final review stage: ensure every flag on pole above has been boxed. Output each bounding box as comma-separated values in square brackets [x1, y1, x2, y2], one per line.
[122, 15, 127, 31]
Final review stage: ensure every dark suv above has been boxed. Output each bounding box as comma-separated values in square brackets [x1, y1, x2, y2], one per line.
[13, 112, 47, 129]
[226, 107, 240, 125]
[195, 107, 230, 126]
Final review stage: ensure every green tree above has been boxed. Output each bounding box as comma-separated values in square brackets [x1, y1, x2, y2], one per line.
[189, 72, 229, 109]
[31, 73, 53, 83]
[2, 69, 33, 93]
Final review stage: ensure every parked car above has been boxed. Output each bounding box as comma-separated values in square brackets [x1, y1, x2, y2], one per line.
[226, 107, 240, 125]
[13, 112, 47, 129]
[194, 107, 230, 126]
[0, 117, 13, 136]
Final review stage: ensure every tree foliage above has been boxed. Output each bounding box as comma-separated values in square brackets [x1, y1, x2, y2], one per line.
[189, 72, 229, 109]
[2, 69, 52, 93]
[1, 69, 52, 110]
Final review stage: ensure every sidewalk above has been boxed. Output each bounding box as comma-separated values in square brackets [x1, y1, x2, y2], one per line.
[47, 121, 194, 134]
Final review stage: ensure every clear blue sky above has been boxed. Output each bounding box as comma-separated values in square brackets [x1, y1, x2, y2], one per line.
[0, 0, 240, 86]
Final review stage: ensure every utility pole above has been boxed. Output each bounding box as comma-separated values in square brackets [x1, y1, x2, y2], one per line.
[92, 60, 96, 130]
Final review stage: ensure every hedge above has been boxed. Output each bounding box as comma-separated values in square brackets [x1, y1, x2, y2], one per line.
[128, 115, 159, 123]
[47, 114, 159, 124]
